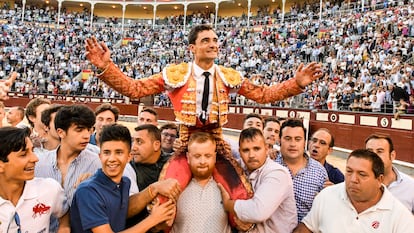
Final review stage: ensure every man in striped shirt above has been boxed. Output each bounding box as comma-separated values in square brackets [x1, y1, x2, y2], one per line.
[35, 104, 101, 232]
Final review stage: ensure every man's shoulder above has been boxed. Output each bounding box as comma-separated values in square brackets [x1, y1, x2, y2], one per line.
[85, 143, 100, 154]
[29, 177, 61, 187]
[163, 62, 191, 88]
[264, 158, 291, 175]
[89, 133, 97, 145]
[217, 65, 243, 88]
[313, 183, 345, 205]
[397, 170, 414, 190]
[74, 150, 101, 173]
[323, 182, 344, 193]
[224, 136, 238, 148]
[159, 152, 171, 164]
[79, 147, 100, 161]
[381, 186, 414, 215]
[76, 175, 100, 193]
[398, 170, 414, 183]
[164, 62, 190, 73]
[324, 161, 342, 173]
[259, 160, 293, 186]
[308, 156, 327, 171]
[35, 149, 57, 168]
[24, 178, 65, 202]
[306, 157, 329, 178]
[324, 161, 345, 184]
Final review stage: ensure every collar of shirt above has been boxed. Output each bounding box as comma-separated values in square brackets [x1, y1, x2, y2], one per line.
[340, 183, 392, 212]
[53, 145, 83, 166]
[94, 168, 125, 191]
[0, 180, 39, 206]
[391, 166, 403, 185]
[247, 158, 272, 188]
[191, 176, 215, 188]
[193, 62, 215, 80]
[276, 152, 311, 176]
[20, 179, 39, 201]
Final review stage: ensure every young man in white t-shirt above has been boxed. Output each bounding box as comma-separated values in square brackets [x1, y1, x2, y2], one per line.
[0, 127, 68, 233]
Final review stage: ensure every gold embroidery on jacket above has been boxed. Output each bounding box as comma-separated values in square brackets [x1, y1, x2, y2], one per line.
[165, 63, 242, 126]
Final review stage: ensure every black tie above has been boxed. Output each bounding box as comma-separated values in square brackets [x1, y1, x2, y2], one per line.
[200, 72, 210, 124]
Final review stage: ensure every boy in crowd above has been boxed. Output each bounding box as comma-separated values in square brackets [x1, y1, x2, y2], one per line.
[90, 103, 120, 147]
[71, 124, 178, 233]
[35, 104, 101, 231]
[37, 104, 64, 154]
[0, 127, 68, 232]
[263, 117, 281, 150]
[25, 97, 51, 146]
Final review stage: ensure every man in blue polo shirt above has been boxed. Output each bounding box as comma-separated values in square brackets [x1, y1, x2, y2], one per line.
[70, 124, 180, 232]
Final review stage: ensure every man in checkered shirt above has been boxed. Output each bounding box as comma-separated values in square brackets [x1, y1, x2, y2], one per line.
[275, 119, 328, 221]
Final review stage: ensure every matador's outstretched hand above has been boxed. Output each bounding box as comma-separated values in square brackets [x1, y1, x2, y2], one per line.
[0, 72, 17, 101]
[294, 62, 324, 88]
[85, 37, 112, 70]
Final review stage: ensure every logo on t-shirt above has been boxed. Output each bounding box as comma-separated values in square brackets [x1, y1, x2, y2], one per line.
[32, 202, 51, 218]
[371, 220, 380, 229]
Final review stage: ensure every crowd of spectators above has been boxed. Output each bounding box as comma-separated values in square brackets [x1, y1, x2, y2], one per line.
[1, 1, 414, 114]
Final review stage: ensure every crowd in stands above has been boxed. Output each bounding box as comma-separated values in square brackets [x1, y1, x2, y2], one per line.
[1, 1, 414, 114]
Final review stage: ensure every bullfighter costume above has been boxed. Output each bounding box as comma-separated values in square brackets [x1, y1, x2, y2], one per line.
[97, 61, 304, 227]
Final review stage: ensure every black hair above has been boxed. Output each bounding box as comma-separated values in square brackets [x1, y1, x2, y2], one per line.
[140, 107, 158, 119]
[188, 24, 214, 45]
[239, 127, 265, 146]
[41, 104, 64, 127]
[54, 105, 95, 131]
[244, 113, 263, 123]
[365, 134, 394, 153]
[134, 124, 161, 141]
[159, 122, 178, 132]
[0, 127, 31, 162]
[99, 124, 132, 150]
[279, 118, 306, 139]
[264, 117, 280, 128]
[348, 149, 385, 178]
[95, 103, 120, 122]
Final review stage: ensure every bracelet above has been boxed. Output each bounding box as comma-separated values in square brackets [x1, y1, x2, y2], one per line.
[245, 223, 256, 233]
[148, 185, 155, 199]
[97, 61, 111, 75]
